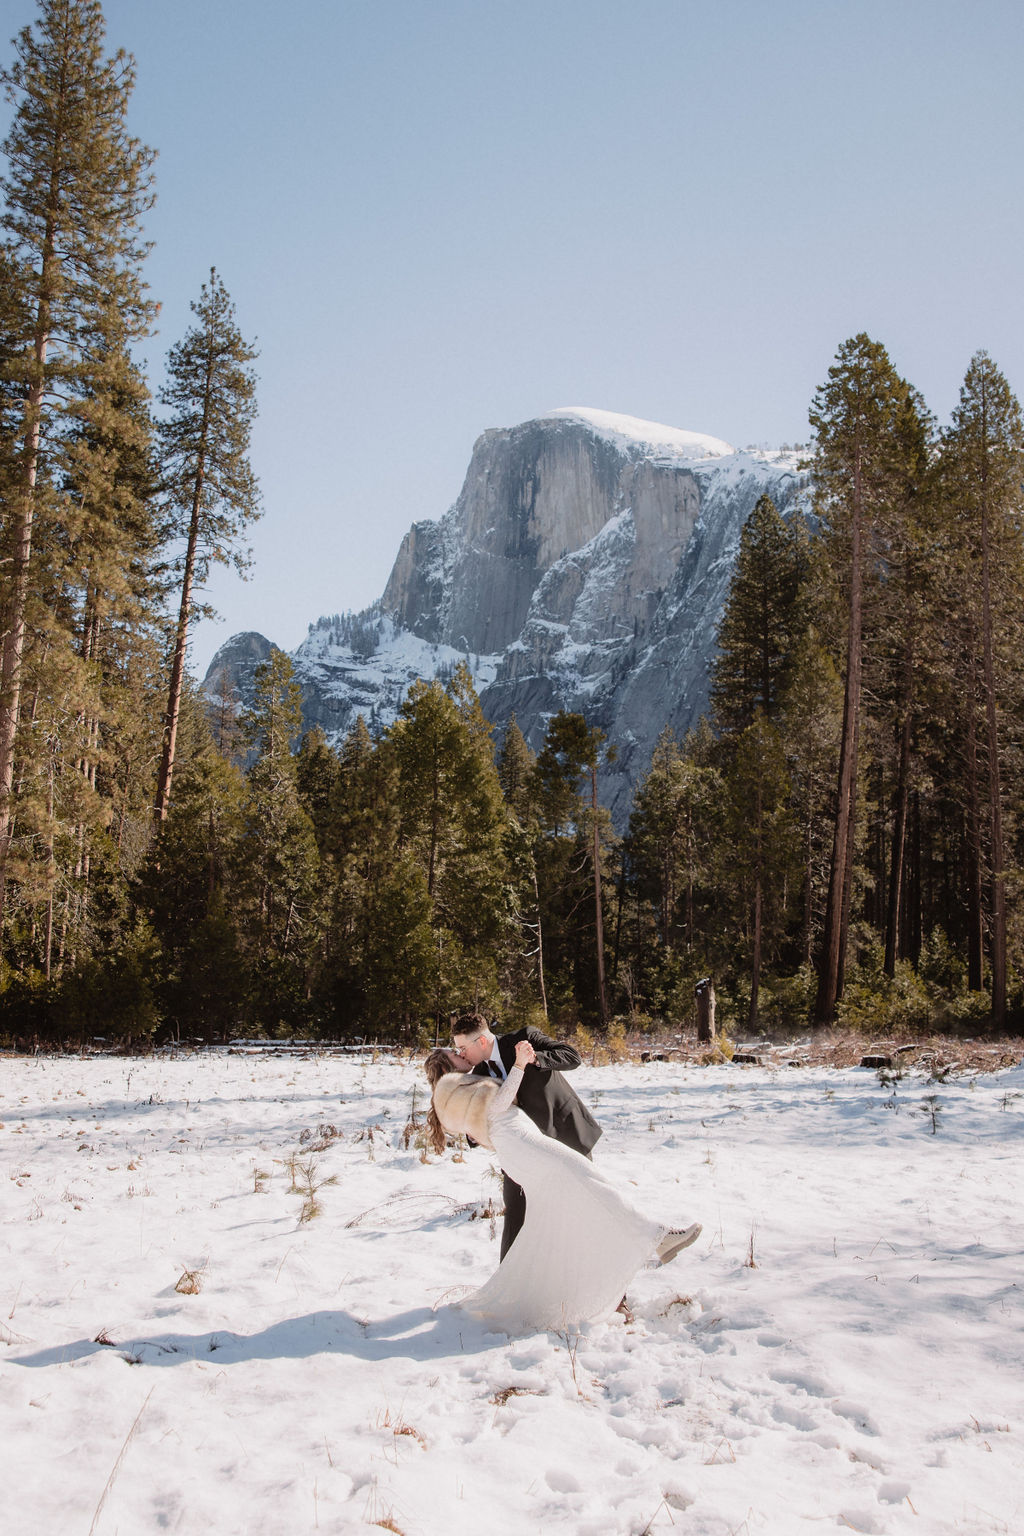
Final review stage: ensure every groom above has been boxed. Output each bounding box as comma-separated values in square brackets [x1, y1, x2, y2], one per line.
[451, 1011, 603, 1259]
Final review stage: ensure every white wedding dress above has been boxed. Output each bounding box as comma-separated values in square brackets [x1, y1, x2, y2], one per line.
[460, 1066, 667, 1334]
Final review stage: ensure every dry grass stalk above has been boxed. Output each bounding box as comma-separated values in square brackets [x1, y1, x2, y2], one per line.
[467, 1196, 502, 1241]
[557, 1330, 587, 1396]
[400, 1084, 424, 1150]
[175, 1266, 205, 1295]
[377, 1406, 427, 1447]
[363, 1474, 407, 1534]
[490, 1385, 545, 1406]
[636, 1499, 673, 1536]
[345, 1191, 460, 1230]
[87, 1387, 153, 1536]
[659, 1294, 697, 1318]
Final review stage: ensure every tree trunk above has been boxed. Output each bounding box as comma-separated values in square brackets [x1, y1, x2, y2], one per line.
[532, 865, 548, 1018]
[426, 744, 440, 898]
[802, 794, 814, 969]
[907, 790, 922, 966]
[0, 227, 56, 928]
[154, 351, 214, 827]
[749, 875, 762, 1029]
[154, 527, 198, 826]
[884, 707, 912, 976]
[815, 457, 863, 1023]
[695, 977, 715, 1044]
[611, 857, 626, 983]
[749, 780, 763, 1029]
[44, 749, 55, 980]
[964, 691, 985, 993]
[978, 449, 1007, 1025]
[591, 765, 609, 1028]
[685, 807, 695, 953]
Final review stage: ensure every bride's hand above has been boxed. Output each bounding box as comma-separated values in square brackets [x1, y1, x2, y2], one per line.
[515, 1040, 537, 1068]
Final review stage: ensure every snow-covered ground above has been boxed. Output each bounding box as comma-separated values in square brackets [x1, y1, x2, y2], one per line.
[3, 1050, 1022, 1536]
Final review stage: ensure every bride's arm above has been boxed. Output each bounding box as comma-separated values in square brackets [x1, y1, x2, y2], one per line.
[487, 1039, 536, 1119]
[488, 1063, 525, 1118]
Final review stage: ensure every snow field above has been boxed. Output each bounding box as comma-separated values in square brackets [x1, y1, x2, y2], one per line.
[2, 1052, 1022, 1535]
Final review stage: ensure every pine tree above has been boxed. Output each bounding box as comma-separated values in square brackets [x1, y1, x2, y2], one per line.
[940, 353, 1024, 1025]
[154, 269, 259, 827]
[776, 628, 843, 968]
[717, 712, 797, 1026]
[711, 494, 810, 733]
[296, 726, 341, 851]
[233, 649, 320, 1028]
[496, 714, 549, 1013]
[497, 713, 535, 820]
[628, 725, 720, 957]
[810, 335, 913, 1024]
[623, 724, 722, 1020]
[864, 385, 935, 976]
[321, 715, 435, 1038]
[387, 671, 509, 1018]
[534, 711, 615, 1027]
[0, 0, 156, 931]
[139, 676, 246, 1038]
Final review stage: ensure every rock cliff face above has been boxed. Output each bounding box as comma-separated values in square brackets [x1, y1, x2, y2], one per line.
[201, 630, 275, 714]
[203, 408, 808, 824]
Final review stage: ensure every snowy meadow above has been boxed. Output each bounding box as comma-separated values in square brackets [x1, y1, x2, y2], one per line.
[2, 1049, 1022, 1536]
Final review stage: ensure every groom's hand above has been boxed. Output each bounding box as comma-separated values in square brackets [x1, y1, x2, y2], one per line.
[523, 1026, 582, 1072]
[514, 1040, 537, 1068]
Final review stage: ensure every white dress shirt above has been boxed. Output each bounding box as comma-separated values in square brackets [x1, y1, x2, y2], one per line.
[485, 1037, 507, 1079]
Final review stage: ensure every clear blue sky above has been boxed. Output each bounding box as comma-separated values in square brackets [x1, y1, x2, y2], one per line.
[14, 0, 1024, 675]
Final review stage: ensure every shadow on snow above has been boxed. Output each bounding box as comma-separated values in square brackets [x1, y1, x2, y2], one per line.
[10, 1304, 504, 1370]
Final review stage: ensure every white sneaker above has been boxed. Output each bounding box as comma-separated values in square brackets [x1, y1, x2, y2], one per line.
[656, 1223, 702, 1265]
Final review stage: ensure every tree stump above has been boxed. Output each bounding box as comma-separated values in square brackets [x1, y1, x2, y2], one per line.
[695, 977, 715, 1045]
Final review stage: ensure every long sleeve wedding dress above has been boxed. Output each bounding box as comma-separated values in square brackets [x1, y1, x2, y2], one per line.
[433, 1064, 667, 1334]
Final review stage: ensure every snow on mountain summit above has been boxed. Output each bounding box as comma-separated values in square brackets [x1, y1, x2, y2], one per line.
[543, 406, 735, 461]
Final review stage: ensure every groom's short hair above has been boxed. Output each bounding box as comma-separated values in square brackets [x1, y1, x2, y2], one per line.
[452, 1010, 490, 1040]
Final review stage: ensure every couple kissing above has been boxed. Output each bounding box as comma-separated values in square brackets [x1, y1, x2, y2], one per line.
[423, 1013, 701, 1335]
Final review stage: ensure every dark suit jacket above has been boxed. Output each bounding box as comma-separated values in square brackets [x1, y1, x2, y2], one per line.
[473, 1024, 602, 1155]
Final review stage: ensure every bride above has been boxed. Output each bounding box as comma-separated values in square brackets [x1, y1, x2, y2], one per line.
[423, 1039, 700, 1334]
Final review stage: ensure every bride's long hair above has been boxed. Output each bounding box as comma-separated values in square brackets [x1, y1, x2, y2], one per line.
[424, 1048, 454, 1155]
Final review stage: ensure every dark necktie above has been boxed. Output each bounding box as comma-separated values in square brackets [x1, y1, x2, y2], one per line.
[487, 1060, 503, 1080]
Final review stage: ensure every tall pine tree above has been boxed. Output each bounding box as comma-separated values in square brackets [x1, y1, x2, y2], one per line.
[233, 649, 320, 1029]
[154, 268, 259, 827]
[810, 335, 912, 1024]
[533, 711, 615, 1027]
[941, 353, 1024, 1025]
[0, 0, 156, 936]
[710, 493, 810, 733]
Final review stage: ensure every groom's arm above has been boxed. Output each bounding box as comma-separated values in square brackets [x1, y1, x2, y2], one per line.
[522, 1024, 582, 1072]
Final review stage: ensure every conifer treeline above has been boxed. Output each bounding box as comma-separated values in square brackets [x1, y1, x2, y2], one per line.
[646, 335, 1024, 1037]
[2, 2, 1022, 1044]
[0, 0, 258, 1034]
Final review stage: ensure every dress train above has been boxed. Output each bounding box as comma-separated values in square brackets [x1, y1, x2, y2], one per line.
[462, 1097, 665, 1334]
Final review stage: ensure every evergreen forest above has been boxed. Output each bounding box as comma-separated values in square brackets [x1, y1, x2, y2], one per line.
[2, 1, 1023, 1047]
